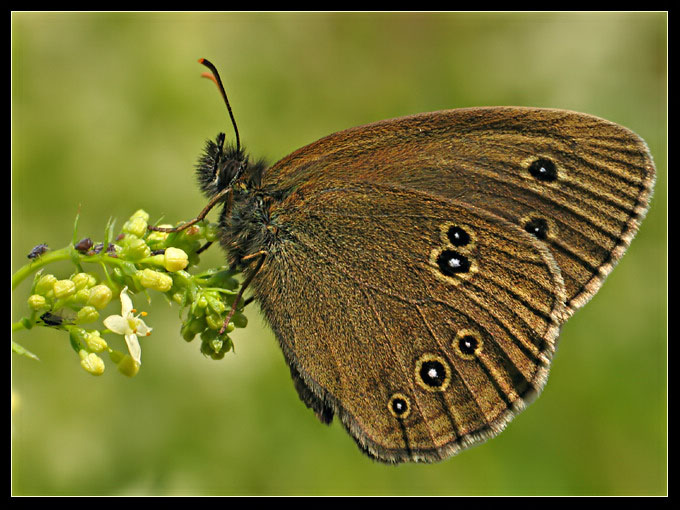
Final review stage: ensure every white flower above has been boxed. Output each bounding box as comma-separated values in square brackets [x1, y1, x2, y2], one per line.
[103, 287, 151, 365]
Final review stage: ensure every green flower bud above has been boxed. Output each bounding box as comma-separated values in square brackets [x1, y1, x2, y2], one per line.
[181, 323, 196, 342]
[73, 288, 91, 305]
[27, 294, 47, 310]
[209, 338, 223, 353]
[163, 247, 189, 272]
[108, 349, 124, 364]
[35, 274, 57, 295]
[139, 268, 173, 292]
[21, 317, 34, 330]
[200, 334, 232, 360]
[123, 216, 148, 238]
[121, 236, 151, 260]
[183, 225, 201, 239]
[84, 330, 108, 353]
[232, 312, 248, 329]
[117, 354, 140, 377]
[200, 333, 218, 357]
[205, 312, 223, 331]
[79, 350, 105, 376]
[210, 338, 229, 360]
[206, 294, 226, 314]
[201, 328, 217, 341]
[87, 284, 113, 309]
[76, 305, 99, 324]
[200, 340, 213, 357]
[204, 222, 220, 242]
[188, 317, 206, 335]
[53, 279, 76, 298]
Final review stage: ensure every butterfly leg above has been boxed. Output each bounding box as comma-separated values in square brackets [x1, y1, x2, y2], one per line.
[218, 251, 267, 334]
[147, 185, 232, 234]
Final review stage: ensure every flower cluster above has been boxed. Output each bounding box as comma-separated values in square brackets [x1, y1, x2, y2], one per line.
[13, 209, 249, 376]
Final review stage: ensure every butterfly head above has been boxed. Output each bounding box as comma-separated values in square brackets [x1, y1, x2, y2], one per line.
[195, 132, 267, 199]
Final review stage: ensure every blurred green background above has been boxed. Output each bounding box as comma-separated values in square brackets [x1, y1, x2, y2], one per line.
[12, 12, 666, 496]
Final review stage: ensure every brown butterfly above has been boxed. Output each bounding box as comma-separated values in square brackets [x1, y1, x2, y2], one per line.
[154, 59, 655, 463]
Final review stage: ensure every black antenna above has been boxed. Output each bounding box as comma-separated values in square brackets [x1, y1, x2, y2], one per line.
[198, 58, 241, 154]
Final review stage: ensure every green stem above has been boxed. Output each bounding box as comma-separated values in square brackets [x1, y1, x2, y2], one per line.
[12, 247, 73, 290]
[12, 321, 27, 332]
[12, 246, 137, 292]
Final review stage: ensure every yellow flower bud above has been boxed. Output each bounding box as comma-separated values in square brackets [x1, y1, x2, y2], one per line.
[124, 216, 148, 238]
[53, 279, 76, 298]
[139, 268, 173, 292]
[74, 288, 91, 305]
[131, 209, 150, 222]
[146, 224, 173, 243]
[71, 273, 92, 290]
[164, 247, 189, 272]
[76, 306, 99, 324]
[87, 284, 113, 309]
[84, 331, 108, 353]
[35, 274, 57, 295]
[79, 350, 105, 376]
[122, 236, 151, 260]
[27, 294, 47, 310]
[117, 354, 140, 377]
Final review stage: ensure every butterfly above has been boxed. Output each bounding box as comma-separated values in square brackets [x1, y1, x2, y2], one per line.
[153, 59, 655, 463]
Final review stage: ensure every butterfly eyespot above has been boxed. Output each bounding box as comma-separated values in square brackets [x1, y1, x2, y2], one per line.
[439, 222, 476, 250]
[436, 250, 471, 276]
[388, 393, 411, 419]
[453, 330, 484, 360]
[524, 217, 550, 240]
[528, 158, 558, 182]
[415, 354, 451, 392]
[447, 225, 471, 247]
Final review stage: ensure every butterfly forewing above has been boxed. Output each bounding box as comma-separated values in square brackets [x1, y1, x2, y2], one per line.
[263, 107, 655, 317]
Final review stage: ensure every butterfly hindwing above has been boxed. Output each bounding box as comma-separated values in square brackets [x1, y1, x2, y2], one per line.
[251, 183, 566, 462]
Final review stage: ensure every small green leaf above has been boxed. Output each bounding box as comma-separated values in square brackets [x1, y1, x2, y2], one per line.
[72, 208, 81, 246]
[103, 217, 116, 252]
[12, 341, 40, 361]
[120, 261, 140, 277]
[69, 329, 85, 354]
